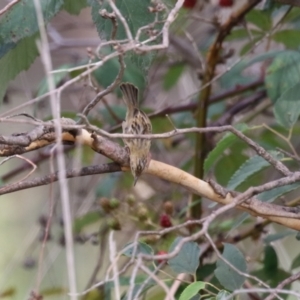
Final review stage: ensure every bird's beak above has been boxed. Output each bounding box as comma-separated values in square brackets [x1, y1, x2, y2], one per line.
[133, 177, 139, 186]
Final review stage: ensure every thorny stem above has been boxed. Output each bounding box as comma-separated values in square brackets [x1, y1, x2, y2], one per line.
[192, 0, 263, 219]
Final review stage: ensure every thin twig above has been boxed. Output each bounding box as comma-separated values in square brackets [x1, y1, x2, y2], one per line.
[1, 146, 74, 182]
[0, 0, 21, 16]
[0, 155, 37, 182]
[193, 0, 263, 218]
[35, 147, 56, 292]
[83, 124, 291, 176]
[108, 231, 121, 300]
[99, 9, 118, 40]
[265, 272, 300, 300]
[80, 55, 125, 118]
[210, 90, 266, 127]
[84, 226, 109, 289]
[139, 262, 173, 300]
[0, 122, 292, 177]
[204, 233, 282, 300]
[108, 79, 264, 132]
[107, 0, 133, 40]
[0, 163, 121, 195]
[33, 0, 77, 297]
[227, 288, 300, 300]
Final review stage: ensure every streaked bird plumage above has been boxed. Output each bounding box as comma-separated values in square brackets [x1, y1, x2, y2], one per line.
[120, 83, 152, 185]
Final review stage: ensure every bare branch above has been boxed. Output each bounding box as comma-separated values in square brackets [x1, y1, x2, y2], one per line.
[0, 0, 21, 16]
[228, 288, 300, 300]
[0, 154, 37, 182]
[265, 272, 300, 300]
[146, 160, 300, 230]
[0, 163, 120, 195]
[276, 0, 300, 7]
[86, 125, 291, 176]
[98, 9, 118, 40]
[81, 55, 125, 117]
[107, 0, 133, 40]
[204, 233, 277, 297]
[0, 120, 299, 228]
[1, 121, 290, 176]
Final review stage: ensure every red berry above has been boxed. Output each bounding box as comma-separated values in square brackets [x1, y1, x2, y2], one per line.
[157, 250, 168, 264]
[183, 0, 197, 9]
[159, 214, 172, 228]
[219, 0, 233, 7]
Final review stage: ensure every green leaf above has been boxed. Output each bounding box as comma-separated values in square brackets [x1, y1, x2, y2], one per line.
[281, 7, 300, 23]
[226, 28, 249, 41]
[214, 148, 247, 187]
[259, 125, 288, 149]
[262, 0, 280, 11]
[63, 0, 88, 15]
[204, 124, 249, 174]
[226, 213, 268, 245]
[173, 111, 196, 128]
[274, 83, 300, 127]
[163, 63, 185, 90]
[37, 64, 72, 96]
[265, 50, 300, 102]
[214, 243, 247, 291]
[264, 230, 295, 244]
[272, 29, 300, 48]
[89, 0, 164, 72]
[265, 50, 300, 127]
[122, 283, 156, 300]
[122, 241, 153, 258]
[90, 0, 164, 41]
[0, 0, 63, 58]
[251, 268, 292, 291]
[121, 275, 156, 300]
[99, 105, 126, 126]
[264, 245, 278, 274]
[118, 275, 153, 286]
[221, 50, 283, 84]
[0, 0, 68, 101]
[257, 182, 300, 202]
[89, 0, 150, 40]
[168, 237, 200, 275]
[179, 282, 206, 300]
[196, 263, 216, 281]
[219, 50, 282, 88]
[227, 212, 250, 236]
[226, 29, 262, 41]
[227, 151, 283, 190]
[92, 53, 147, 93]
[240, 36, 262, 56]
[216, 290, 231, 300]
[208, 101, 226, 120]
[246, 9, 272, 31]
[40, 287, 65, 297]
[73, 211, 101, 233]
[0, 34, 39, 102]
[291, 253, 300, 269]
[219, 60, 253, 89]
[245, 50, 285, 68]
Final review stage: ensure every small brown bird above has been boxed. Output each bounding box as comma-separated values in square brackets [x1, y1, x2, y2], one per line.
[120, 83, 152, 185]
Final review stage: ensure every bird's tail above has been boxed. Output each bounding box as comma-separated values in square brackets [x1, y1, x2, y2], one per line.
[120, 83, 139, 109]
